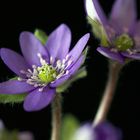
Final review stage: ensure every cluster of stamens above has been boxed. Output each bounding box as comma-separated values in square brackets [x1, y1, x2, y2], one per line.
[105, 26, 138, 55]
[18, 53, 72, 91]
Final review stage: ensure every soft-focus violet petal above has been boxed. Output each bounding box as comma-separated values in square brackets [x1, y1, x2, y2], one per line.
[121, 52, 140, 60]
[85, 0, 107, 25]
[110, 0, 136, 31]
[134, 21, 140, 36]
[85, 0, 111, 41]
[46, 24, 71, 61]
[0, 48, 29, 77]
[72, 123, 94, 140]
[50, 55, 84, 87]
[23, 87, 55, 111]
[97, 47, 124, 63]
[0, 80, 34, 94]
[20, 32, 48, 66]
[18, 132, 34, 140]
[94, 122, 122, 140]
[68, 33, 89, 63]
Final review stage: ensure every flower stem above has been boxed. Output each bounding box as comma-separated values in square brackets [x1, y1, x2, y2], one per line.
[93, 61, 122, 126]
[51, 93, 62, 140]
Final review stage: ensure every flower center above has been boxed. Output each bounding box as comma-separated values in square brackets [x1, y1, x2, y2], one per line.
[113, 34, 134, 51]
[18, 53, 72, 91]
[38, 64, 57, 84]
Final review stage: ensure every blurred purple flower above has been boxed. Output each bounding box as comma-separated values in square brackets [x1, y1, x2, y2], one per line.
[85, 0, 140, 63]
[0, 24, 90, 111]
[72, 122, 121, 140]
[18, 132, 34, 140]
[0, 119, 34, 140]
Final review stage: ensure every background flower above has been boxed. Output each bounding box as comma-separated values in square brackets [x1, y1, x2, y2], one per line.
[85, 0, 140, 63]
[0, 119, 34, 140]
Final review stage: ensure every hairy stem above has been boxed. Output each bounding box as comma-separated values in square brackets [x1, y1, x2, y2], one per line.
[51, 93, 62, 140]
[93, 61, 122, 126]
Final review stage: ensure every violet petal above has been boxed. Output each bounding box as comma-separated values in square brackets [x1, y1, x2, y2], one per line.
[85, 0, 108, 25]
[121, 52, 140, 60]
[110, 0, 136, 31]
[23, 87, 55, 111]
[97, 47, 124, 63]
[46, 24, 71, 61]
[20, 32, 48, 66]
[134, 21, 140, 36]
[95, 122, 122, 140]
[0, 48, 29, 77]
[0, 80, 34, 94]
[68, 33, 89, 64]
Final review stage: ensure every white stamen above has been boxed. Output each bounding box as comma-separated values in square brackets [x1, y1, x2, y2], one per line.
[20, 70, 26, 74]
[111, 48, 118, 53]
[37, 53, 41, 57]
[62, 59, 66, 63]
[64, 60, 73, 69]
[32, 65, 36, 69]
[18, 77, 22, 81]
[66, 70, 69, 74]
[34, 84, 39, 87]
[66, 54, 70, 60]
[39, 88, 44, 92]
[127, 49, 137, 55]
[27, 69, 32, 73]
[53, 73, 57, 78]
[50, 56, 53, 64]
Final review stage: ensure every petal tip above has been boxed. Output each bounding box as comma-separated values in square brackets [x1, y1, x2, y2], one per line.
[57, 24, 71, 34]
[0, 48, 14, 59]
[81, 33, 90, 43]
[85, 33, 90, 39]
[19, 31, 33, 41]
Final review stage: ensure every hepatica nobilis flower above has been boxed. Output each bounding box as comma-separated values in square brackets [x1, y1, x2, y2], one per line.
[85, 0, 140, 63]
[0, 24, 90, 111]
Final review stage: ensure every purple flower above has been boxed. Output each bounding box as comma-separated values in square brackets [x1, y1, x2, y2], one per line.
[0, 119, 34, 140]
[0, 24, 90, 111]
[85, 0, 140, 63]
[72, 122, 121, 140]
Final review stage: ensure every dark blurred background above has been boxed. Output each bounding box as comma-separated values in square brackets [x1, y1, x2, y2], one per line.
[0, 0, 140, 140]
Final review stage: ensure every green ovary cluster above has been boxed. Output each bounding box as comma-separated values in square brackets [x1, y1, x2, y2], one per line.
[114, 34, 134, 51]
[38, 64, 57, 84]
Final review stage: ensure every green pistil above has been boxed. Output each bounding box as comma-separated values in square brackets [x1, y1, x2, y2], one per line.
[114, 34, 134, 51]
[38, 64, 57, 84]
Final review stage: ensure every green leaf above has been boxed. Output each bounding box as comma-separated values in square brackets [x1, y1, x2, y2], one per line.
[61, 114, 80, 140]
[34, 29, 48, 45]
[87, 16, 109, 47]
[0, 93, 27, 104]
[0, 129, 19, 140]
[56, 67, 87, 93]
